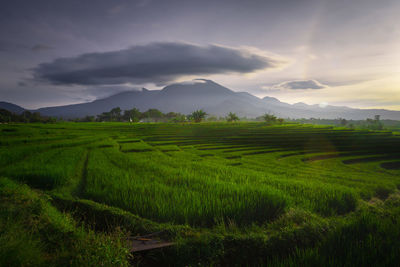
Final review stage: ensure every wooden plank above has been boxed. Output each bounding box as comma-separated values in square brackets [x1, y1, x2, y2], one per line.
[130, 240, 174, 252]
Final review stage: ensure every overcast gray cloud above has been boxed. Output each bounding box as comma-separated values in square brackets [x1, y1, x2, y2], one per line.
[33, 42, 286, 86]
[271, 80, 327, 90]
[31, 44, 54, 52]
[1, 0, 400, 110]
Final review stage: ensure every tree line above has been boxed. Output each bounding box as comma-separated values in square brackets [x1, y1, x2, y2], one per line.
[290, 115, 385, 130]
[88, 107, 286, 124]
[1, 105, 286, 124]
[0, 109, 56, 123]
[81, 107, 188, 123]
[83, 107, 218, 123]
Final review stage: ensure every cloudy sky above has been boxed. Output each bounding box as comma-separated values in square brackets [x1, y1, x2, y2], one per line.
[1, 0, 400, 110]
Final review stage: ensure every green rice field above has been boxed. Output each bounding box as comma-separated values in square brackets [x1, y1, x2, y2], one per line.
[1, 122, 400, 266]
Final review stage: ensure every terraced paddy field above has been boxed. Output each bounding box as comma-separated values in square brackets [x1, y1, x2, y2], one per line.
[1, 122, 400, 266]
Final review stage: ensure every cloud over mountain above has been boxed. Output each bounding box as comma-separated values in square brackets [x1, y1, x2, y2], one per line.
[33, 42, 286, 86]
[271, 80, 327, 90]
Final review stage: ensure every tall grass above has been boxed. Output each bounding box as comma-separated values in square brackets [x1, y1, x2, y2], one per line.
[84, 149, 288, 226]
[0, 147, 86, 189]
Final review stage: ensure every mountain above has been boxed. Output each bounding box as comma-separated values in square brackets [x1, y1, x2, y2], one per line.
[26, 79, 400, 120]
[0, 101, 25, 114]
[36, 89, 160, 118]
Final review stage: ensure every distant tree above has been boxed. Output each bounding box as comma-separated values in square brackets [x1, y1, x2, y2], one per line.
[30, 112, 43, 123]
[109, 107, 122, 121]
[165, 112, 179, 119]
[96, 107, 123, 122]
[262, 113, 277, 124]
[366, 116, 383, 130]
[206, 115, 218, 122]
[164, 112, 186, 123]
[0, 109, 13, 123]
[340, 118, 347, 126]
[81, 115, 95, 122]
[123, 108, 141, 122]
[226, 112, 239, 122]
[141, 109, 164, 121]
[190, 110, 207, 123]
[21, 110, 32, 122]
[97, 111, 110, 122]
[170, 114, 186, 123]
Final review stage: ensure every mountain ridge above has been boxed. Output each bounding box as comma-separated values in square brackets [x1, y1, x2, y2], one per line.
[1, 80, 399, 120]
[0, 101, 25, 114]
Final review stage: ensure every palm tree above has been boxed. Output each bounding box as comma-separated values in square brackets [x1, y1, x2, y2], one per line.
[190, 109, 207, 123]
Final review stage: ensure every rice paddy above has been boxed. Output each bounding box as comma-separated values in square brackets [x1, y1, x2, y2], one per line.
[1, 122, 400, 265]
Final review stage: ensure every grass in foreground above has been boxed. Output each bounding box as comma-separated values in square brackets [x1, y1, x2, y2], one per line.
[0, 177, 130, 267]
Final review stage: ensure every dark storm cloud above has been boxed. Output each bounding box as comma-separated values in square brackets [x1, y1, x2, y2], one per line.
[33, 42, 286, 86]
[272, 80, 327, 90]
